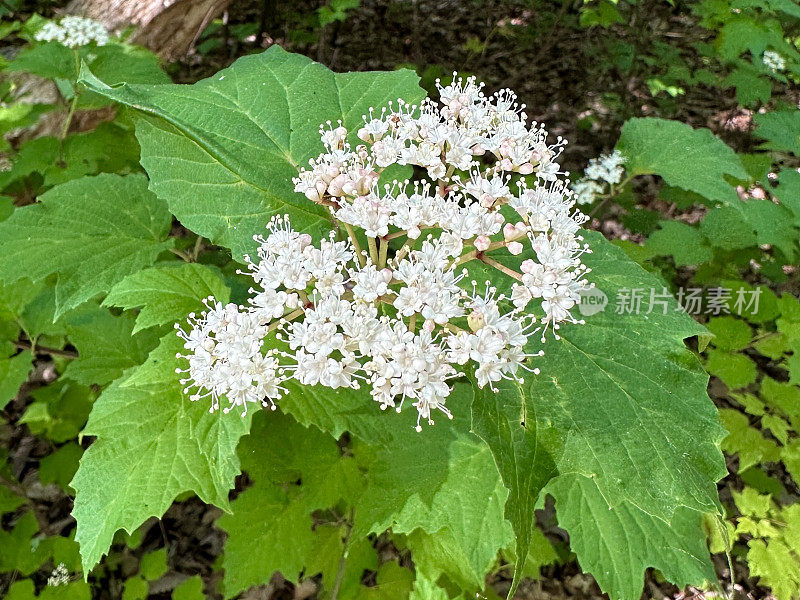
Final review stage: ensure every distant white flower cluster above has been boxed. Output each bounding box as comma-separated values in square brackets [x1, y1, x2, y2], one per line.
[35, 16, 109, 48]
[571, 150, 626, 206]
[177, 76, 592, 430]
[47, 563, 69, 587]
[762, 50, 786, 73]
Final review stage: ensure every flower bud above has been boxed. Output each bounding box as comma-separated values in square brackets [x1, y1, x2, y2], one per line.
[467, 310, 485, 332]
[475, 235, 491, 251]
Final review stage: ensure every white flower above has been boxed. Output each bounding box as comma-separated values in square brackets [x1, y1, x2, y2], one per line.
[763, 50, 786, 73]
[47, 563, 70, 587]
[175, 301, 286, 416]
[179, 74, 592, 430]
[572, 179, 603, 206]
[35, 16, 109, 48]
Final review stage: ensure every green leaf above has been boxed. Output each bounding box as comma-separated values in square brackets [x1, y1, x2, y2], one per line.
[7, 42, 168, 99]
[754, 110, 800, 156]
[0, 351, 32, 409]
[364, 435, 514, 591]
[0, 174, 173, 318]
[103, 263, 231, 333]
[21, 380, 94, 443]
[64, 309, 161, 386]
[0, 485, 25, 514]
[747, 538, 800, 600]
[78, 45, 425, 260]
[39, 442, 83, 492]
[700, 206, 759, 250]
[122, 576, 148, 600]
[723, 66, 771, 106]
[470, 231, 726, 600]
[775, 169, 800, 225]
[172, 576, 205, 600]
[719, 409, 780, 470]
[0, 512, 52, 574]
[705, 348, 757, 390]
[71, 333, 252, 572]
[735, 199, 799, 261]
[706, 316, 752, 351]
[218, 410, 360, 596]
[646, 220, 713, 265]
[8, 42, 75, 80]
[544, 476, 715, 600]
[139, 548, 168, 581]
[357, 562, 415, 600]
[616, 117, 746, 204]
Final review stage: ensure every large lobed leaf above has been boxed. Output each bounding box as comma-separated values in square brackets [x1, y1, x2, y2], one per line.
[0, 173, 173, 319]
[79, 45, 426, 260]
[71, 332, 252, 573]
[470, 231, 727, 599]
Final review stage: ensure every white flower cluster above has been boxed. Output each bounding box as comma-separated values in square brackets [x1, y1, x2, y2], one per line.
[47, 563, 69, 587]
[570, 149, 626, 206]
[177, 76, 592, 430]
[762, 50, 786, 73]
[35, 16, 109, 48]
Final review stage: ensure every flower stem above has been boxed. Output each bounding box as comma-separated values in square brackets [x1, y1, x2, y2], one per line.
[454, 249, 477, 266]
[267, 307, 304, 333]
[344, 223, 366, 268]
[378, 237, 388, 269]
[367, 236, 379, 264]
[480, 255, 523, 281]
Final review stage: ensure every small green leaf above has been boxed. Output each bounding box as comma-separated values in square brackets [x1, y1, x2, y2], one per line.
[0, 351, 32, 410]
[754, 110, 800, 156]
[172, 576, 205, 600]
[0, 485, 25, 514]
[647, 220, 713, 265]
[139, 548, 168, 581]
[706, 316, 751, 351]
[705, 349, 757, 390]
[104, 263, 231, 333]
[39, 443, 83, 492]
[747, 538, 800, 600]
[719, 409, 780, 470]
[700, 206, 759, 251]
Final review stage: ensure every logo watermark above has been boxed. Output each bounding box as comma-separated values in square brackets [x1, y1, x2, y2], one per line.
[578, 286, 763, 318]
[578, 287, 608, 316]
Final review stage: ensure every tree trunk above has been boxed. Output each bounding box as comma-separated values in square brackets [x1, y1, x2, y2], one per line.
[65, 0, 232, 60]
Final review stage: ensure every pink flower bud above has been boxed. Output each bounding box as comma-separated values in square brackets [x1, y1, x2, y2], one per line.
[507, 241, 523, 255]
[475, 235, 491, 251]
[503, 223, 519, 241]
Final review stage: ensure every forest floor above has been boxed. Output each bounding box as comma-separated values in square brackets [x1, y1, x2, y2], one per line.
[2, 0, 795, 599]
